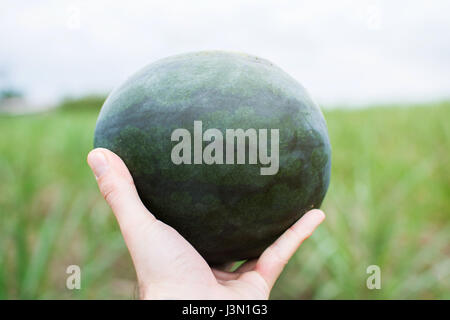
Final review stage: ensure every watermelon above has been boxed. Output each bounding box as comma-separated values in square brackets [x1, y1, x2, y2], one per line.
[94, 51, 331, 264]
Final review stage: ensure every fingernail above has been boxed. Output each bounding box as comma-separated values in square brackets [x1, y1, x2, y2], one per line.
[313, 209, 325, 220]
[88, 150, 109, 178]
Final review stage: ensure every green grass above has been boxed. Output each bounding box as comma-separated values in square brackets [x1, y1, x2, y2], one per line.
[0, 101, 449, 299]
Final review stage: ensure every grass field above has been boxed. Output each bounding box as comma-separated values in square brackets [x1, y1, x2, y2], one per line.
[0, 100, 449, 299]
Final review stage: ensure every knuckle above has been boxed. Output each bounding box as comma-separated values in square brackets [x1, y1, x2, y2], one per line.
[268, 245, 289, 266]
[305, 230, 313, 238]
[285, 228, 298, 241]
[103, 187, 117, 205]
[98, 175, 119, 205]
[289, 225, 312, 240]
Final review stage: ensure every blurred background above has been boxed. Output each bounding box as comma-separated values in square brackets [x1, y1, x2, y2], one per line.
[0, 0, 449, 299]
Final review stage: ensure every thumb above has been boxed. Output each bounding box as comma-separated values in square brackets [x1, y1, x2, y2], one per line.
[87, 148, 155, 235]
[87, 148, 214, 289]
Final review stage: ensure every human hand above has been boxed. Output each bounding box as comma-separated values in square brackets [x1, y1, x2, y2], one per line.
[87, 148, 325, 299]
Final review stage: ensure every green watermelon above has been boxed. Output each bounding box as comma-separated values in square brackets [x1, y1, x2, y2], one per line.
[94, 51, 331, 264]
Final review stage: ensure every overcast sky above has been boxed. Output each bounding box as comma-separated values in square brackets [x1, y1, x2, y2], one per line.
[1, 0, 450, 107]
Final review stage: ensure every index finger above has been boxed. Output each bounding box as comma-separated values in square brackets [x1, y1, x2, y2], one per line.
[254, 209, 325, 290]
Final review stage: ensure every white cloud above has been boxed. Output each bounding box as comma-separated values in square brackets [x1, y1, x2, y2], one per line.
[1, 0, 449, 107]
